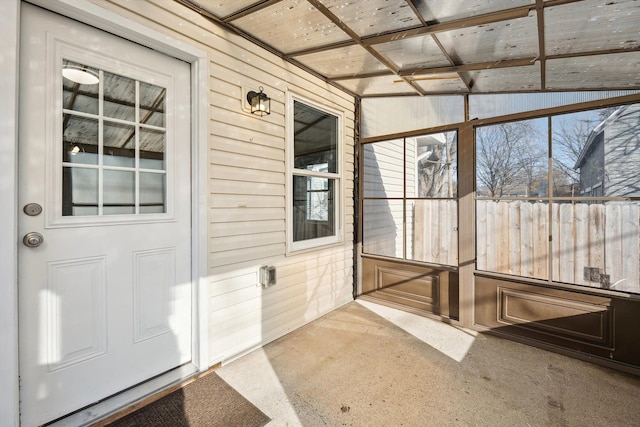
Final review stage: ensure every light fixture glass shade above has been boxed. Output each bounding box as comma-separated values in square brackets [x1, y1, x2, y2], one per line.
[247, 87, 271, 116]
[62, 66, 99, 85]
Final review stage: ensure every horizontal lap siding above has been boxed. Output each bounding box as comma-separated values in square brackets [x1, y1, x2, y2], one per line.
[102, 0, 355, 364]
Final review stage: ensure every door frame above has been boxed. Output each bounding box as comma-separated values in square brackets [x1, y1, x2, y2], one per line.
[0, 0, 210, 425]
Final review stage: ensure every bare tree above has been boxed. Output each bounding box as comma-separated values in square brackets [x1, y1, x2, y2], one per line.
[417, 132, 457, 197]
[476, 121, 544, 197]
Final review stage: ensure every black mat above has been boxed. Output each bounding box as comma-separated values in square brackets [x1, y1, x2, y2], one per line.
[107, 372, 270, 427]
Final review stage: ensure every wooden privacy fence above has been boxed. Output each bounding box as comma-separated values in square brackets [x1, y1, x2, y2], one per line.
[412, 200, 458, 266]
[476, 200, 640, 292]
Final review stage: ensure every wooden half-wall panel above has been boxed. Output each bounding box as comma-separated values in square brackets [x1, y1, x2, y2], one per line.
[362, 257, 458, 319]
[475, 276, 640, 369]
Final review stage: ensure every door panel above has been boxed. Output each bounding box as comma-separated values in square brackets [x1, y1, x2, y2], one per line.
[18, 4, 192, 426]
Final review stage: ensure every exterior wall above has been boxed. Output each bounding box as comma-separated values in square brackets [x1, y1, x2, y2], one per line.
[98, 0, 355, 364]
[604, 104, 640, 197]
[578, 131, 605, 196]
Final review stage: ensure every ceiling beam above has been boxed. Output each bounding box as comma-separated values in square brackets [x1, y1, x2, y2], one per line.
[399, 57, 538, 77]
[536, 0, 546, 91]
[222, 0, 283, 23]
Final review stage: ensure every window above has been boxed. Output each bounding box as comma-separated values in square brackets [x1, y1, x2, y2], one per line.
[475, 103, 640, 294]
[288, 97, 342, 251]
[362, 131, 458, 267]
[61, 59, 167, 217]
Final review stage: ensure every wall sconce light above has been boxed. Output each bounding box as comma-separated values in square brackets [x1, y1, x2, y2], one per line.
[246, 86, 271, 116]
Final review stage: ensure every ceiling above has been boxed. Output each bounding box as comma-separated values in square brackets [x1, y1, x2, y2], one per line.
[176, 0, 640, 98]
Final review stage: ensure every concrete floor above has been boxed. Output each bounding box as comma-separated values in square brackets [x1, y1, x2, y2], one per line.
[217, 300, 640, 427]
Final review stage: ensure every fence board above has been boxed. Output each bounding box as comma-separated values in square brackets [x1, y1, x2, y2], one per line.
[475, 201, 639, 291]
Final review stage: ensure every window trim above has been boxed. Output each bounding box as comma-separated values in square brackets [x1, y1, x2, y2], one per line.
[286, 92, 344, 253]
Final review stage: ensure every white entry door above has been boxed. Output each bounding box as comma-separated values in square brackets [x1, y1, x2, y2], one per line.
[18, 4, 192, 426]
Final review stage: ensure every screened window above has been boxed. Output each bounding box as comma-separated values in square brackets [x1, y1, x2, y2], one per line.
[362, 131, 458, 266]
[476, 103, 640, 294]
[289, 99, 342, 251]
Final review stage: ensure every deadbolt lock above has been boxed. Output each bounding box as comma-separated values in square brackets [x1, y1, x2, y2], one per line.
[23, 203, 43, 216]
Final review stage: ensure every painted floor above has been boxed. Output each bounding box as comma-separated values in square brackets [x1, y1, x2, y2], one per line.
[218, 300, 640, 427]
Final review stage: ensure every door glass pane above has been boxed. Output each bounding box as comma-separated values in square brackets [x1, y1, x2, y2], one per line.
[407, 131, 458, 198]
[62, 60, 99, 115]
[103, 170, 135, 215]
[104, 121, 136, 167]
[103, 70, 136, 122]
[140, 128, 165, 170]
[62, 167, 98, 216]
[363, 199, 403, 258]
[140, 82, 165, 127]
[63, 115, 98, 165]
[140, 172, 165, 214]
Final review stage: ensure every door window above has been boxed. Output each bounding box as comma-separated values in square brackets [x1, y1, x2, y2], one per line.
[62, 59, 167, 216]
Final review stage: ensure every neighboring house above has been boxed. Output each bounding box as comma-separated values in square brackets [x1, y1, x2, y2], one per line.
[574, 104, 640, 197]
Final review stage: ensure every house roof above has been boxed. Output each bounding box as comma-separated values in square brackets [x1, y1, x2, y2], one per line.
[177, 0, 640, 98]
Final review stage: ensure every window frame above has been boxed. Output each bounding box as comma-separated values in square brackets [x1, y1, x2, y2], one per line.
[286, 92, 344, 253]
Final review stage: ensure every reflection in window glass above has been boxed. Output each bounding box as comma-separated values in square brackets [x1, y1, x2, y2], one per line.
[293, 101, 337, 173]
[63, 114, 98, 165]
[291, 100, 340, 247]
[103, 170, 135, 215]
[62, 167, 98, 216]
[62, 60, 99, 115]
[104, 121, 136, 167]
[103, 70, 136, 121]
[140, 172, 166, 213]
[61, 59, 168, 217]
[140, 128, 165, 170]
[293, 176, 335, 242]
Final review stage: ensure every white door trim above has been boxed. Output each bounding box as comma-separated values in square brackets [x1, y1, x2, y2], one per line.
[1, 1, 210, 425]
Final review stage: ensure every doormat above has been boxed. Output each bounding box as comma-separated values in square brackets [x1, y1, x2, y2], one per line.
[104, 371, 271, 427]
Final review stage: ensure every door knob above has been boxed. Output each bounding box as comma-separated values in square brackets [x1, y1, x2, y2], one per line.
[23, 232, 44, 248]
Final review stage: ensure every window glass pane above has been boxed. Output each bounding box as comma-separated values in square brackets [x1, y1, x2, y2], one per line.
[140, 172, 165, 214]
[103, 70, 136, 122]
[104, 121, 136, 168]
[407, 200, 458, 266]
[140, 82, 165, 128]
[140, 128, 165, 170]
[363, 139, 404, 199]
[63, 114, 98, 165]
[103, 170, 135, 215]
[407, 131, 458, 198]
[476, 119, 548, 198]
[62, 167, 98, 216]
[62, 60, 99, 115]
[294, 101, 337, 173]
[363, 199, 403, 258]
[552, 201, 640, 294]
[293, 175, 335, 242]
[476, 200, 549, 280]
[553, 105, 640, 198]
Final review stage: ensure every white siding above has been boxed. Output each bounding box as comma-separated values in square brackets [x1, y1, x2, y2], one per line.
[100, 0, 355, 364]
